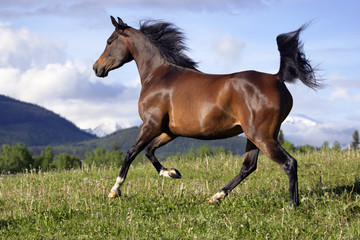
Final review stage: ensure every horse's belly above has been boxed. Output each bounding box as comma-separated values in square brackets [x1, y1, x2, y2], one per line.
[169, 122, 243, 139]
[168, 105, 243, 139]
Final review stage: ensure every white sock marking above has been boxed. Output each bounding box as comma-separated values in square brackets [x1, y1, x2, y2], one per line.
[159, 169, 171, 178]
[209, 191, 226, 202]
[110, 177, 124, 192]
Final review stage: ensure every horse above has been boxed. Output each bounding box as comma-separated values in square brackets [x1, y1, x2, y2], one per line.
[93, 16, 320, 206]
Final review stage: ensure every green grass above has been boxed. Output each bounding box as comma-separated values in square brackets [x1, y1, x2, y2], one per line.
[1, 150, 359, 239]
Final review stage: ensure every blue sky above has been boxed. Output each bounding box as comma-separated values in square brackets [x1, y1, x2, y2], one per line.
[0, 0, 359, 146]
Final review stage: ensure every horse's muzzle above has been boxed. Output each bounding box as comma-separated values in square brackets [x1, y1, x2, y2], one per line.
[93, 63, 108, 78]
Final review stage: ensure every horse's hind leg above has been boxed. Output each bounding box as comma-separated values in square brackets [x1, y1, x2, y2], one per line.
[257, 139, 299, 206]
[145, 133, 182, 179]
[209, 139, 259, 202]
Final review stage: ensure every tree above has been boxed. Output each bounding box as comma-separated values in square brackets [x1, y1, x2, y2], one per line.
[351, 130, 359, 151]
[196, 145, 212, 158]
[278, 130, 285, 145]
[184, 147, 196, 160]
[332, 141, 341, 152]
[320, 141, 330, 151]
[107, 149, 124, 167]
[215, 146, 227, 156]
[84, 147, 124, 168]
[282, 140, 296, 153]
[42, 146, 54, 170]
[53, 153, 81, 170]
[298, 144, 316, 153]
[34, 146, 54, 171]
[0, 144, 34, 173]
[113, 142, 120, 151]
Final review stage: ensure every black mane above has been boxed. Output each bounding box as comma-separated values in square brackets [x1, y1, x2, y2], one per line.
[139, 20, 198, 70]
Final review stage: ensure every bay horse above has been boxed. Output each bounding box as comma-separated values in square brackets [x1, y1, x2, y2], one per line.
[93, 16, 320, 206]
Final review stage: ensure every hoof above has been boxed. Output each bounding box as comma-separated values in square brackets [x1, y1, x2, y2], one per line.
[159, 168, 182, 179]
[169, 168, 182, 179]
[208, 191, 227, 203]
[108, 189, 121, 198]
[288, 201, 299, 208]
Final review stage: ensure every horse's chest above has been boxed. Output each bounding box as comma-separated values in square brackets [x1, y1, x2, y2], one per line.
[138, 90, 171, 120]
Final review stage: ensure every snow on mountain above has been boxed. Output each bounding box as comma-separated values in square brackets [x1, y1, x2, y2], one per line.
[283, 114, 320, 127]
[85, 121, 129, 137]
[281, 114, 355, 147]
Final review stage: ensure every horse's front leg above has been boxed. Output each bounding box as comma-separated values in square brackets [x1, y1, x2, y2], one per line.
[108, 124, 160, 198]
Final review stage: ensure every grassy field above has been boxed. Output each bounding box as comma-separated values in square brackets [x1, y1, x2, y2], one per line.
[1, 150, 359, 239]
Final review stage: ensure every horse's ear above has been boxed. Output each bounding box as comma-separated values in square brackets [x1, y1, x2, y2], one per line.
[117, 17, 124, 25]
[110, 16, 128, 31]
[110, 16, 119, 29]
[117, 17, 128, 29]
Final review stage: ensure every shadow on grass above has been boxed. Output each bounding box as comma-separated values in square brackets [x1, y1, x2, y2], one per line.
[0, 218, 22, 229]
[331, 179, 360, 196]
[307, 177, 360, 200]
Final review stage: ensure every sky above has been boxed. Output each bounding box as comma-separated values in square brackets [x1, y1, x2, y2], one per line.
[0, 0, 359, 147]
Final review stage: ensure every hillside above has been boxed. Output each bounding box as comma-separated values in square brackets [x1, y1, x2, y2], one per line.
[33, 126, 248, 159]
[0, 95, 96, 146]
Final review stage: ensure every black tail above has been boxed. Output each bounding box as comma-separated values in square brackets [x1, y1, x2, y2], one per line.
[276, 24, 321, 89]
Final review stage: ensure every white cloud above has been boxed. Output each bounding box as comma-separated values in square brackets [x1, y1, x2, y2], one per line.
[0, 22, 141, 130]
[44, 96, 141, 130]
[0, 23, 65, 70]
[329, 88, 349, 101]
[0, 60, 142, 129]
[214, 34, 245, 61]
[327, 73, 360, 103]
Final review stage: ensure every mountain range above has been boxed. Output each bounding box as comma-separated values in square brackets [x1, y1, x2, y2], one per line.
[0, 94, 96, 146]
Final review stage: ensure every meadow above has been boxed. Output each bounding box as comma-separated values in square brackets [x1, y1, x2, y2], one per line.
[0, 150, 359, 239]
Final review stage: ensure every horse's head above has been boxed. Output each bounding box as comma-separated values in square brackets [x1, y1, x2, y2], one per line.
[93, 16, 134, 77]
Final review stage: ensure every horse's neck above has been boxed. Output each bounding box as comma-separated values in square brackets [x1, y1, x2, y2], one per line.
[127, 29, 166, 84]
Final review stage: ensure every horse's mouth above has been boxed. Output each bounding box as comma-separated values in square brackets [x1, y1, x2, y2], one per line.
[96, 70, 108, 78]
[93, 65, 108, 78]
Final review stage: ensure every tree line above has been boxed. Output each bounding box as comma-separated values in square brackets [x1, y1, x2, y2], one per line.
[278, 129, 360, 153]
[0, 143, 228, 174]
[0, 144, 124, 174]
[0, 130, 358, 174]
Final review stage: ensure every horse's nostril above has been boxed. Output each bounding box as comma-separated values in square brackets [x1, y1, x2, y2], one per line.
[93, 65, 106, 77]
[93, 65, 100, 76]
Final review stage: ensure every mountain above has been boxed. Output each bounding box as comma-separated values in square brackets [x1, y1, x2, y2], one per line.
[85, 121, 129, 137]
[0, 94, 96, 146]
[32, 126, 248, 159]
[283, 114, 320, 127]
[281, 114, 347, 147]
